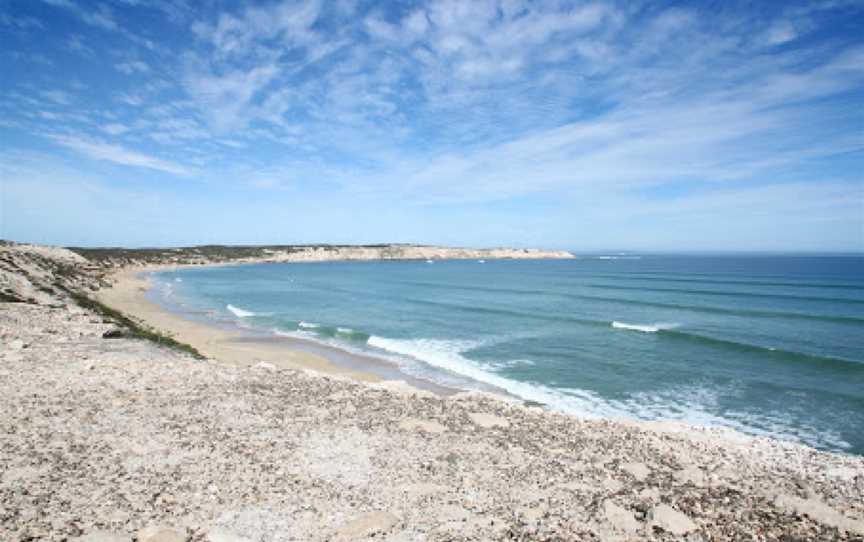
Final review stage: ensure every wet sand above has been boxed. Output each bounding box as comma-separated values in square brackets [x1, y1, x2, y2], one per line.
[97, 267, 455, 394]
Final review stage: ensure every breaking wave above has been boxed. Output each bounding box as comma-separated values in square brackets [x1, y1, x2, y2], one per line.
[612, 321, 680, 333]
[226, 304, 256, 318]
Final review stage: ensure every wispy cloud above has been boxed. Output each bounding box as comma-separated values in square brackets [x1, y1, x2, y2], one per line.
[50, 135, 193, 176]
[2, 0, 861, 248]
[115, 60, 150, 74]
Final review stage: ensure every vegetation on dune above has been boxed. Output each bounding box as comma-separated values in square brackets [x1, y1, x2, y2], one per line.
[67, 290, 206, 360]
[67, 244, 425, 266]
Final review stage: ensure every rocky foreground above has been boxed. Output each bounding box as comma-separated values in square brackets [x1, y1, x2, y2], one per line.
[1, 242, 864, 541]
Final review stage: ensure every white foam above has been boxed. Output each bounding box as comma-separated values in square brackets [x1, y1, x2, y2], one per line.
[336, 327, 354, 334]
[606, 384, 852, 452]
[299, 321, 319, 329]
[174, 278, 183, 282]
[611, 321, 679, 333]
[366, 336, 622, 416]
[488, 358, 536, 369]
[226, 304, 256, 318]
[268, 326, 851, 451]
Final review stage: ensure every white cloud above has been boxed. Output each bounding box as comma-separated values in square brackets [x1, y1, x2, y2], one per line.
[115, 60, 150, 74]
[67, 35, 95, 57]
[40, 90, 72, 105]
[80, 5, 119, 30]
[192, 0, 321, 56]
[100, 123, 130, 135]
[765, 21, 799, 45]
[49, 135, 193, 176]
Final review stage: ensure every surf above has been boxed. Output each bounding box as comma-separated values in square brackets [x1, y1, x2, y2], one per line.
[611, 321, 678, 333]
[226, 304, 255, 318]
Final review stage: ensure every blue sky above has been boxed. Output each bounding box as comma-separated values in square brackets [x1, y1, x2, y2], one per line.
[1, 0, 862, 251]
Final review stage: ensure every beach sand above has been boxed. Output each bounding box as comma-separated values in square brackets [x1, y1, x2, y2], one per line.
[97, 268, 383, 382]
[96, 268, 457, 394]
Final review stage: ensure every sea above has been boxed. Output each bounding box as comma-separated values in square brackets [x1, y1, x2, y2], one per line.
[148, 255, 864, 455]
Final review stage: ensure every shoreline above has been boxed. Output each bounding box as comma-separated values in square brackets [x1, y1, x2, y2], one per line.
[100, 261, 859, 452]
[98, 265, 465, 396]
[4, 241, 864, 540]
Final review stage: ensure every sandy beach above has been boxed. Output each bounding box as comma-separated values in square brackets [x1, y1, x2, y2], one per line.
[97, 267, 381, 382]
[96, 267, 459, 394]
[2, 242, 864, 541]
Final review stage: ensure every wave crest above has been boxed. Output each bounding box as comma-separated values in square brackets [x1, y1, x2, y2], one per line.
[227, 304, 256, 318]
[611, 321, 679, 333]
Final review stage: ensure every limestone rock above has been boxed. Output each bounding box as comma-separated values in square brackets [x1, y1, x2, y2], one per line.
[468, 412, 510, 429]
[399, 418, 446, 433]
[774, 494, 864, 535]
[205, 528, 251, 542]
[622, 462, 650, 482]
[335, 511, 399, 538]
[674, 466, 705, 487]
[72, 531, 131, 542]
[647, 504, 697, 535]
[136, 526, 187, 542]
[603, 500, 640, 533]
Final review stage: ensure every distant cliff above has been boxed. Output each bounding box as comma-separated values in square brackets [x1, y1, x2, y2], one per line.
[66, 243, 574, 267]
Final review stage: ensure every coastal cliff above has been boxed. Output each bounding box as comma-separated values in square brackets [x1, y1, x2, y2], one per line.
[2, 240, 863, 541]
[66, 243, 574, 268]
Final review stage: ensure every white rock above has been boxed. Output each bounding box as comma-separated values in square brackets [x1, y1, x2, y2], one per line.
[398, 418, 446, 433]
[674, 466, 706, 486]
[136, 526, 186, 542]
[72, 531, 131, 542]
[335, 511, 399, 538]
[647, 504, 697, 535]
[622, 462, 650, 481]
[468, 412, 510, 429]
[206, 528, 251, 542]
[603, 500, 640, 533]
[774, 494, 864, 535]
[602, 478, 623, 492]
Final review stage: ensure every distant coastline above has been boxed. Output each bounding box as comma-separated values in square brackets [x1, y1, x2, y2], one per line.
[3, 240, 864, 540]
[67, 243, 574, 270]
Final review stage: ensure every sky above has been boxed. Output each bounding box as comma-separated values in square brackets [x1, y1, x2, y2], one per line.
[1, 0, 862, 252]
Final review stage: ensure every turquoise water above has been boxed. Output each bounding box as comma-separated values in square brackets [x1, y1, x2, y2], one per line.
[150, 255, 864, 454]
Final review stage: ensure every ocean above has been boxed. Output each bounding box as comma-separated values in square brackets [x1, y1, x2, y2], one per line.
[149, 255, 864, 455]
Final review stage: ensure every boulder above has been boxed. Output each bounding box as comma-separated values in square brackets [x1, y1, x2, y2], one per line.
[622, 462, 650, 482]
[603, 500, 640, 533]
[398, 418, 446, 434]
[647, 504, 697, 535]
[136, 526, 186, 542]
[774, 494, 864, 535]
[468, 412, 510, 429]
[102, 328, 125, 339]
[205, 528, 251, 542]
[72, 531, 131, 542]
[335, 511, 399, 538]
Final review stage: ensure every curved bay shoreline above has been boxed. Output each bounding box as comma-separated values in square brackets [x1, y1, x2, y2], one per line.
[1, 241, 863, 541]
